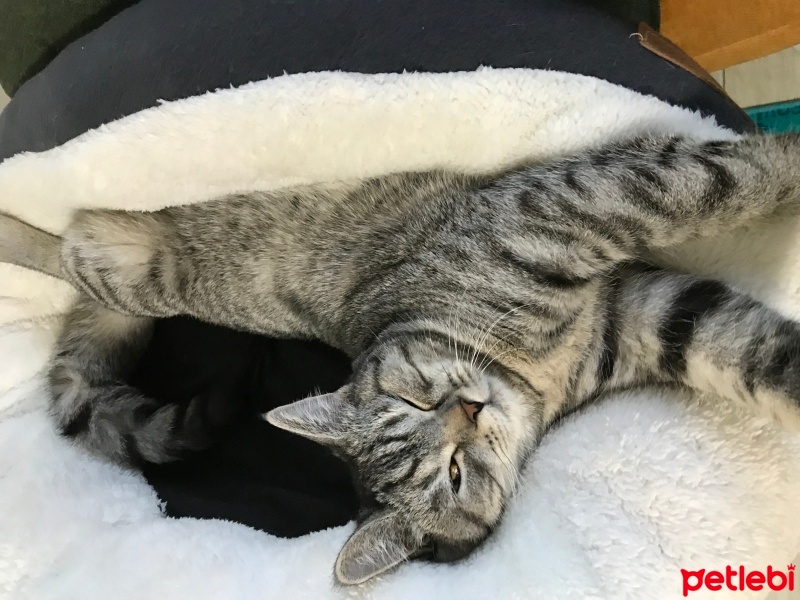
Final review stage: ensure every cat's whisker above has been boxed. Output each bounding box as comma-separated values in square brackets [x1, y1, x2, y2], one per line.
[446, 293, 457, 358]
[490, 440, 518, 491]
[473, 300, 544, 372]
[479, 344, 529, 375]
[451, 281, 471, 365]
[476, 329, 527, 373]
[472, 304, 526, 366]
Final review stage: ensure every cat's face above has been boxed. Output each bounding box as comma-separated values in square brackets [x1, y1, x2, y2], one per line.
[266, 333, 542, 584]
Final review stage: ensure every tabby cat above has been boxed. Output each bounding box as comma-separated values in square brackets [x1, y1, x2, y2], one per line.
[3, 133, 800, 585]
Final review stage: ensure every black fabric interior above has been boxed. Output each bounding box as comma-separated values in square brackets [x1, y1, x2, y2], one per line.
[0, 0, 752, 538]
[131, 319, 357, 536]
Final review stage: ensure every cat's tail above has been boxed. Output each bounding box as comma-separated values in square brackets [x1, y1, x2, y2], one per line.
[0, 214, 231, 464]
[49, 297, 238, 465]
[0, 213, 65, 279]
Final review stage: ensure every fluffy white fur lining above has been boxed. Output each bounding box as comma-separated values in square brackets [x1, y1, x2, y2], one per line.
[0, 68, 798, 600]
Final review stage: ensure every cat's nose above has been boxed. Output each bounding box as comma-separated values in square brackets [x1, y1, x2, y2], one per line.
[459, 398, 484, 423]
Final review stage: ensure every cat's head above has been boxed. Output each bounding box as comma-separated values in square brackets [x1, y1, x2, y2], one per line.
[265, 331, 543, 585]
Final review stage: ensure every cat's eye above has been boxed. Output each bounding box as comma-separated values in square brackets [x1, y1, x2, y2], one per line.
[396, 395, 431, 411]
[449, 455, 461, 493]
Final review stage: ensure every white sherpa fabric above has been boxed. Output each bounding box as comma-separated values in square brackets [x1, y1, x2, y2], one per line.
[0, 68, 798, 600]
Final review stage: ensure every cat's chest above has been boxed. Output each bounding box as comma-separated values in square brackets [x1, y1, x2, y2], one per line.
[502, 305, 600, 419]
[501, 351, 579, 421]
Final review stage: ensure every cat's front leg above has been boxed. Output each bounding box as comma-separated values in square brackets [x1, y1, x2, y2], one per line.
[582, 264, 800, 419]
[506, 134, 800, 281]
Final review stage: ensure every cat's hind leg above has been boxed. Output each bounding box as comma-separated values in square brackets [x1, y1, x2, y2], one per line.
[0, 210, 174, 316]
[50, 296, 233, 465]
[60, 209, 179, 317]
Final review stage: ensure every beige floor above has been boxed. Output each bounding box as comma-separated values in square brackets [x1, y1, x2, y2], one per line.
[713, 43, 800, 107]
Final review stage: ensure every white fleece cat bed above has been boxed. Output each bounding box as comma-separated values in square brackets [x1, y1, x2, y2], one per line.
[1, 69, 799, 600]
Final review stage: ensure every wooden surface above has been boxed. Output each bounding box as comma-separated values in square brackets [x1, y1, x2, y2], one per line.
[661, 0, 800, 71]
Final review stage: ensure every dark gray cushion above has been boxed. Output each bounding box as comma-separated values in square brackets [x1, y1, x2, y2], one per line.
[0, 0, 751, 161]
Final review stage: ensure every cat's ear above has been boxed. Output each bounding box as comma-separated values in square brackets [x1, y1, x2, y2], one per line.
[263, 385, 353, 446]
[335, 511, 421, 585]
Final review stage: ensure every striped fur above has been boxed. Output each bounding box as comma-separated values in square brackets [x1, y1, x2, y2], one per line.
[4, 133, 800, 583]
[48, 297, 241, 464]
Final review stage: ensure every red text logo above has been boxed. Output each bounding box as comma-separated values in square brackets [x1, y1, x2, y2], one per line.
[681, 565, 795, 596]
